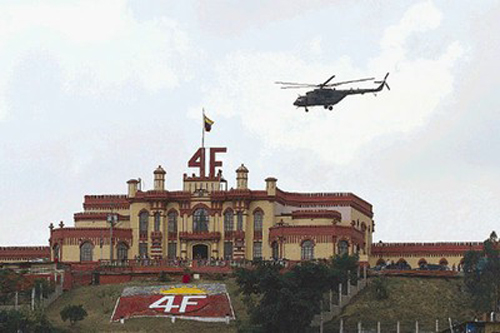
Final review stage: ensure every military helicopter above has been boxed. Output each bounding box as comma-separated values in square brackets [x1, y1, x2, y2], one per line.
[276, 73, 390, 112]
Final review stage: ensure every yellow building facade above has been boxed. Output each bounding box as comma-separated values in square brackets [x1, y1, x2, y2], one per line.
[49, 147, 375, 264]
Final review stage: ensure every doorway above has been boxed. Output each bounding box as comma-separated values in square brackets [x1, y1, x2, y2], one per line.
[192, 244, 209, 260]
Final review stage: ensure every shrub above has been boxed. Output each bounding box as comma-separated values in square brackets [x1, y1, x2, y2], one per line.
[158, 272, 172, 283]
[60, 304, 87, 326]
[372, 276, 389, 300]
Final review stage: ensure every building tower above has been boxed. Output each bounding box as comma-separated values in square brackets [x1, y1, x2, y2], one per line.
[236, 164, 249, 189]
[153, 165, 166, 191]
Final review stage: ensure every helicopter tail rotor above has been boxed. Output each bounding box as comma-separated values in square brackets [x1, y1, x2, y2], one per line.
[374, 72, 390, 91]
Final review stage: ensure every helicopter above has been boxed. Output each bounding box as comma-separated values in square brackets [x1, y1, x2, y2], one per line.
[275, 73, 390, 112]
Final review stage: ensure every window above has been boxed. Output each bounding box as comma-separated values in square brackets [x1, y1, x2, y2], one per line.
[253, 210, 263, 231]
[193, 208, 209, 232]
[168, 242, 177, 259]
[117, 242, 128, 260]
[301, 240, 314, 260]
[139, 243, 148, 258]
[224, 242, 233, 260]
[139, 211, 149, 233]
[80, 242, 93, 262]
[224, 210, 234, 231]
[236, 211, 243, 231]
[168, 211, 178, 233]
[253, 242, 262, 260]
[154, 212, 161, 232]
[271, 241, 279, 260]
[53, 244, 60, 261]
[338, 240, 349, 256]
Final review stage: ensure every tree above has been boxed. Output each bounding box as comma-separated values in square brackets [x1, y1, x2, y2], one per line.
[463, 231, 500, 314]
[0, 309, 54, 333]
[0, 269, 21, 305]
[235, 256, 359, 333]
[60, 304, 88, 326]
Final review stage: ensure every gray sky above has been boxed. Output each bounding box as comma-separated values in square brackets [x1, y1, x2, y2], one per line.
[1, 0, 499, 245]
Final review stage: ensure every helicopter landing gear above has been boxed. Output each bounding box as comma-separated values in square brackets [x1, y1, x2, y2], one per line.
[328, 106, 333, 111]
[305, 107, 309, 112]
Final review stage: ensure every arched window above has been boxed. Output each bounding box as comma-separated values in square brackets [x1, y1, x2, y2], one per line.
[117, 242, 128, 260]
[53, 244, 60, 261]
[168, 211, 178, 233]
[439, 258, 449, 267]
[253, 210, 263, 231]
[272, 241, 279, 260]
[236, 211, 243, 231]
[193, 208, 209, 232]
[338, 240, 349, 256]
[139, 211, 149, 234]
[224, 210, 234, 231]
[301, 240, 314, 260]
[154, 212, 161, 232]
[80, 242, 93, 262]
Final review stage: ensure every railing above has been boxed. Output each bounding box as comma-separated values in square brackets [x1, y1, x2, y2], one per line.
[254, 230, 263, 240]
[98, 258, 293, 269]
[150, 231, 162, 240]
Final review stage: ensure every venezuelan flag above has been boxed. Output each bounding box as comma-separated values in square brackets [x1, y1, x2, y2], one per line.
[204, 114, 214, 132]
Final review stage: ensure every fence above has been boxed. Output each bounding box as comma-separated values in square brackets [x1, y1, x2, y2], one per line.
[325, 318, 459, 333]
[312, 266, 368, 328]
[0, 276, 64, 311]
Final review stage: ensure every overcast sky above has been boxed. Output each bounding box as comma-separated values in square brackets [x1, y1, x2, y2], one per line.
[1, 0, 499, 246]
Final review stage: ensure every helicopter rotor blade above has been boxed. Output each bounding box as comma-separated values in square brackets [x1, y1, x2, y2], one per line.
[324, 77, 375, 87]
[320, 75, 336, 87]
[275, 81, 316, 86]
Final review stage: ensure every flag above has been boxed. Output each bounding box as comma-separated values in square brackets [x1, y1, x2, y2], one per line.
[204, 114, 214, 132]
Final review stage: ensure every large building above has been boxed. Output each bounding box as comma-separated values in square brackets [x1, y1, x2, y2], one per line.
[47, 147, 374, 265]
[0, 146, 490, 270]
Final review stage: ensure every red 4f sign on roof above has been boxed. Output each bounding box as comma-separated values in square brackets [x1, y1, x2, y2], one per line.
[111, 284, 235, 323]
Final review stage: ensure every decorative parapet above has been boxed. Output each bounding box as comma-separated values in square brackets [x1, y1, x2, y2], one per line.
[179, 231, 221, 241]
[371, 242, 483, 256]
[0, 246, 50, 262]
[50, 227, 133, 246]
[269, 225, 365, 245]
[291, 209, 342, 221]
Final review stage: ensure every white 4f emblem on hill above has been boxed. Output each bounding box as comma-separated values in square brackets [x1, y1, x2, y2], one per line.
[149, 295, 207, 313]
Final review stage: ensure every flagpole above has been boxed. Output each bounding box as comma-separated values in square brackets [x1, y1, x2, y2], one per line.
[202, 108, 205, 149]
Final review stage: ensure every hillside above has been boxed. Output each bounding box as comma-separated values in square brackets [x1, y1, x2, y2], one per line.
[324, 277, 477, 332]
[45, 278, 247, 333]
[44, 276, 478, 332]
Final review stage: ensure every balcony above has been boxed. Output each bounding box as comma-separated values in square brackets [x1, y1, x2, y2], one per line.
[168, 232, 178, 241]
[254, 230, 263, 240]
[179, 231, 221, 241]
[139, 231, 148, 241]
[224, 230, 245, 240]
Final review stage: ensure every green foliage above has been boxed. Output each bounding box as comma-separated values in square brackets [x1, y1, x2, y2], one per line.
[60, 304, 87, 326]
[463, 231, 500, 313]
[235, 256, 359, 333]
[0, 309, 54, 333]
[0, 269, 21, 304]
[158, 271, 172, 283]
[372, 276, 389, 300]
[34, 278, 56, 299]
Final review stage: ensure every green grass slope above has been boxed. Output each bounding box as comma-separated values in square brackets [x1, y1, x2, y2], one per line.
[45, 279, 247, 333]
[324, 277, 476, 332]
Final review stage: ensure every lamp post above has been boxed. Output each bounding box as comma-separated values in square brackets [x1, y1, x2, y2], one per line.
[107, 213, 118, 261]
